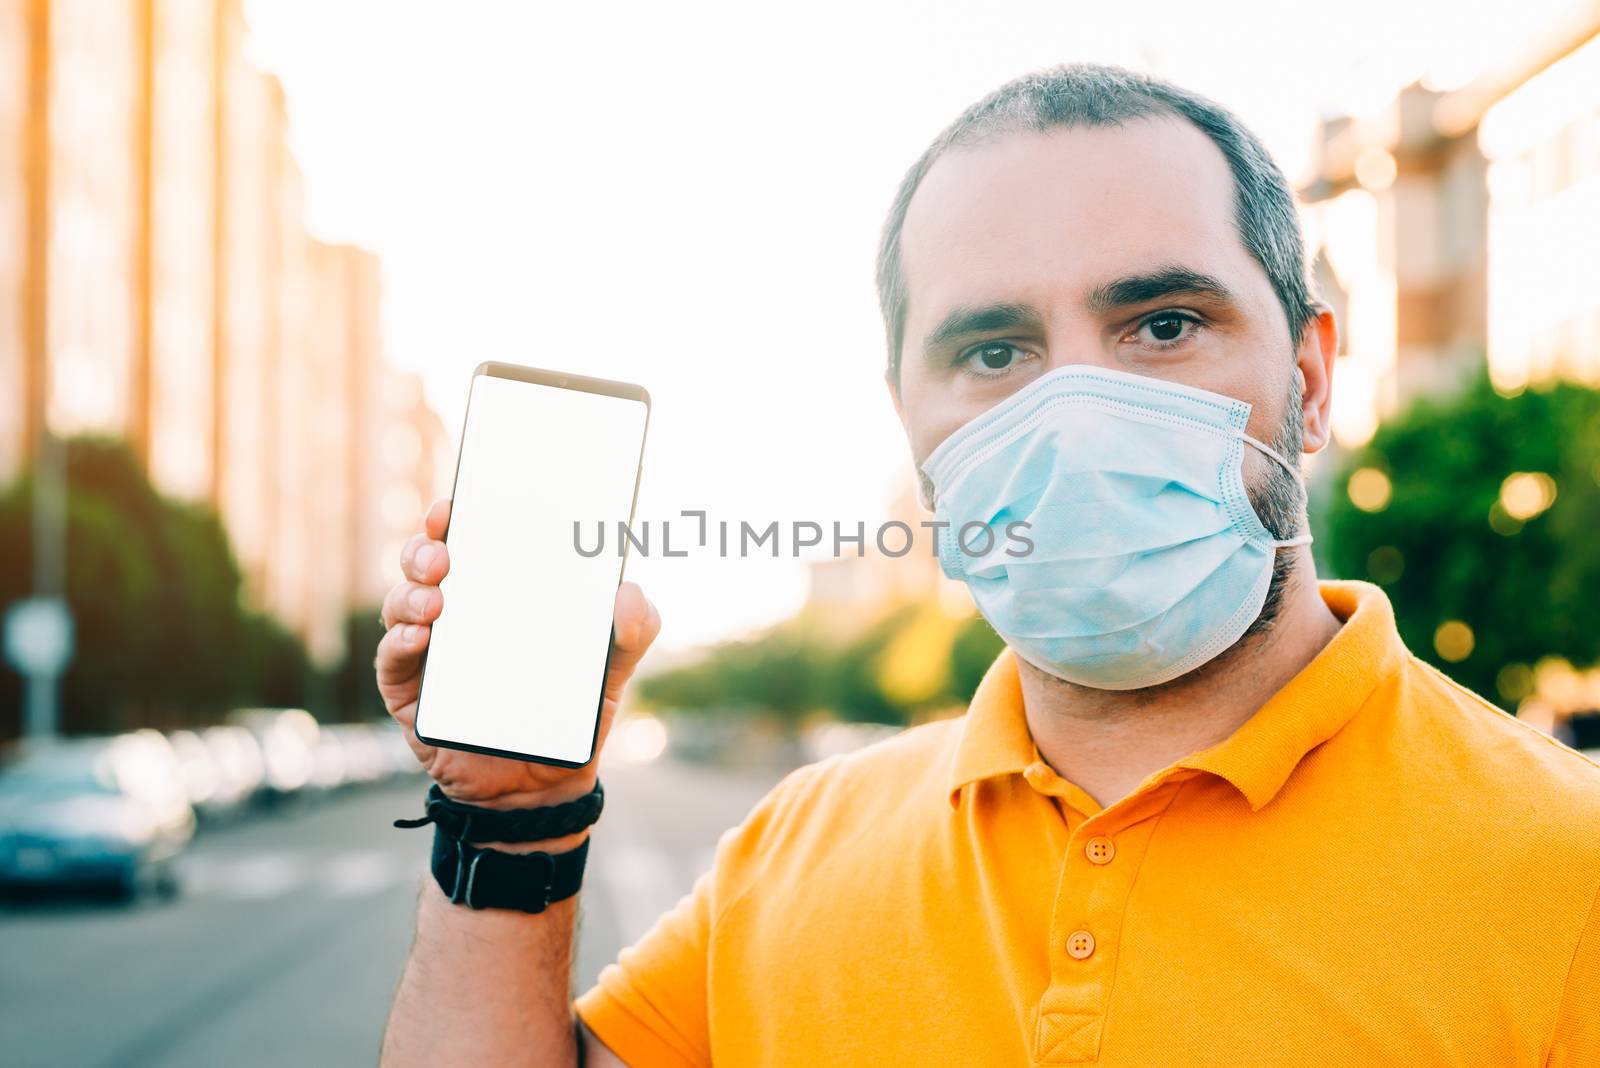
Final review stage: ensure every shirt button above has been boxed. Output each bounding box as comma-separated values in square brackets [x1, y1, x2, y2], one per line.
[1066, 929, 1096, 959]
[1085, 836, 1116, 865]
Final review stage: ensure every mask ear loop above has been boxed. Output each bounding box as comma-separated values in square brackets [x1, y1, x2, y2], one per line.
[1240, 431, 1314, 548]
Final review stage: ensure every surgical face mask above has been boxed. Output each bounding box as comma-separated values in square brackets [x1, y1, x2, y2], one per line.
[921, 364, 1311, 691]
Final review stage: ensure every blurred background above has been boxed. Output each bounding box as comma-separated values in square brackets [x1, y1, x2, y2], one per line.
[2, 0, 1599, 1064]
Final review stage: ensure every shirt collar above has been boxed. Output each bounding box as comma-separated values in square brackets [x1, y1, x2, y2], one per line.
[945, 580, 1409, 811]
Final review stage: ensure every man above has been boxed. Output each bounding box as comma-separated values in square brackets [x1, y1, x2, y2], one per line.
[377, 65, 1600, 1066]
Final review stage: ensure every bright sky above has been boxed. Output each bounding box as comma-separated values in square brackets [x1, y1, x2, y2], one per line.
[244, 0, 1562, 654]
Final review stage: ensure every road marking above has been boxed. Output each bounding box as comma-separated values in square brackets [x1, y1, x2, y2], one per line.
[176, 851, 419, 902]
[220, 854, 311, 900]
[323, 851, 418, 898]
[177, 853, 305, 898]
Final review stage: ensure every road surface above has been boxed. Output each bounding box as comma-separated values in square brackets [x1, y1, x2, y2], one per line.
[0, 755, 783, 1068]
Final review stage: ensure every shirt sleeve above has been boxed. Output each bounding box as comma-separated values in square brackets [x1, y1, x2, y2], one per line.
[574, 763, 821, 1067]
[1546, 880, 1600, 1068]
[576, 867, 714, 1068]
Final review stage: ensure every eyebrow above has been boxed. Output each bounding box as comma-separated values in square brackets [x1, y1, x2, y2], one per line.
[1086, 265, 1236, 314]
[922, 302, 1045, 355]
[918, 266, 1238, 361]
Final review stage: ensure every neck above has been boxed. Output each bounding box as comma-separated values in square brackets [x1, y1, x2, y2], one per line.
[1016, 550, 1345, 811]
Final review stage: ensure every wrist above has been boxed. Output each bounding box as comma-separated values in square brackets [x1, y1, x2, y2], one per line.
[445, 774, 598, 812]
[398, 779, 602, 913]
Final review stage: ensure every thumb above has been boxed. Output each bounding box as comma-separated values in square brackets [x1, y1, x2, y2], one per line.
[603, 582, 660, 699]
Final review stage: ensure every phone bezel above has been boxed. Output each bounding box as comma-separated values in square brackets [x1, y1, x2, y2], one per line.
[411, 360, 651, 768]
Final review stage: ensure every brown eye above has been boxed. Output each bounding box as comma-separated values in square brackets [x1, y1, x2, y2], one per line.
[978, 343, 1016, 369]
[956, 341, 1036, 378]
[1148, 315, 1185, 341]
[1131, 312, 1202, 349]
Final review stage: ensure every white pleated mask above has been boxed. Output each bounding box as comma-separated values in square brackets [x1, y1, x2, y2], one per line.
[922, 364, 1311, 690]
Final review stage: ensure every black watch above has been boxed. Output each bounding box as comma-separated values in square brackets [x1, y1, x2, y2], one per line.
[430, 832, 590, 913]
[395, 780, 604, 913]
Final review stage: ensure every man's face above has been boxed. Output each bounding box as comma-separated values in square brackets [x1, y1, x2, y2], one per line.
[892, 114, 1329, 505]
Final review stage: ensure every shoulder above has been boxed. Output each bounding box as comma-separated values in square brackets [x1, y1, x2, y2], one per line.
[1383, 652, 1600, 880]
[802, 716, 964, 798]
[1395, 651, 1600, 804]
[748, 716, 962, 835]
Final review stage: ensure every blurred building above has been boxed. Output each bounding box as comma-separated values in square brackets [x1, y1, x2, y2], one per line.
[1301, 5, 1600, 447]
[1300, 85, 1488, 448]
[1444, 22, 1600, 391]
[36, 0, 145, 451]
[374, 370, 451, 604]
[0, 0, 449, 666]
[0, 1, 33, 478]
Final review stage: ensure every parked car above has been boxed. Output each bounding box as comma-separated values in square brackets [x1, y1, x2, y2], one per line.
[198, 724, 268, 813]
[226, 708, 319, 807]
[306, 729, 347, 794]
[166, 728, 234, 825]
[0, 731, 195, 901]
[325, 723, 389, 786]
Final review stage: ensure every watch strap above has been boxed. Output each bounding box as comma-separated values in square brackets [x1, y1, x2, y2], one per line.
[431, 828, 590, 913]
[394, 780, 604, 843]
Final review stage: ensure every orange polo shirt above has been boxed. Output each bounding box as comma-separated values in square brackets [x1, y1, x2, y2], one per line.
[575, 580, 1600, 1066]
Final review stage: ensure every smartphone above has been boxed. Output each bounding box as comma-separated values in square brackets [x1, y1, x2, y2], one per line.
[412, 361, 650, 766]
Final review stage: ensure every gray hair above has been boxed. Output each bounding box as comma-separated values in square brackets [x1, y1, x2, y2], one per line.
[876, 63, 1318, 383]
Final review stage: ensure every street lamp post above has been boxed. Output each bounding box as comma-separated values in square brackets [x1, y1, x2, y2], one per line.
[3, 427, 73, 739]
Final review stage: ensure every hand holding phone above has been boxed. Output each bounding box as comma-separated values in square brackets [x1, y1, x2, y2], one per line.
[375, 498, 660, 809]
[374, 362, 659, 809]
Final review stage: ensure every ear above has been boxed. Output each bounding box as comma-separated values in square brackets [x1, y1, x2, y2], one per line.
[1295, 304, 1338, 454]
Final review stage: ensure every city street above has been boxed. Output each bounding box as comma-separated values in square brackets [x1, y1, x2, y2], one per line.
[0, 756, 783, 1068]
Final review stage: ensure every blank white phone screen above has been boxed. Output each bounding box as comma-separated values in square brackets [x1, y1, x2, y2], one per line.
[415, 372, 647, 764]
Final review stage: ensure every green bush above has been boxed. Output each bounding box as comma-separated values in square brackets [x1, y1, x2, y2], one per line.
[1314, 371, 1600, 710]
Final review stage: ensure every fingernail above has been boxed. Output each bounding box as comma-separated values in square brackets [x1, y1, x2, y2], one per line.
[408, 586, 431, 614]
[404, 624, 423, 645]
[416, 545, 438, 572]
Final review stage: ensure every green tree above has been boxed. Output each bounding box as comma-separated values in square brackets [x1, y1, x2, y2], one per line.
[1315, 371, 1600, 710]
[639, 616, 831, 724]
[819, 604, 921, 725]
[639, 603, 996, 728]
[0, 436, 315, 736]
